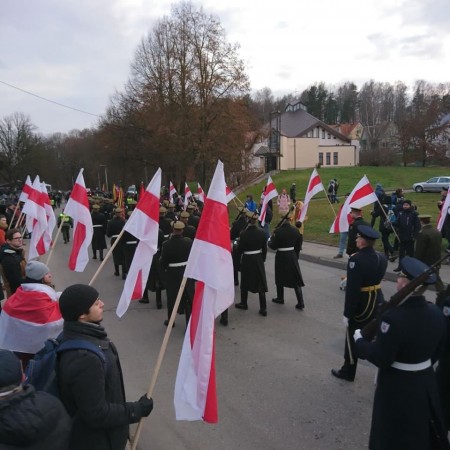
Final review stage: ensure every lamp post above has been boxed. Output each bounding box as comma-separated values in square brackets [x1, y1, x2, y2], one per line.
[269, 110, 281, 172]
[99, 165, 109, 193]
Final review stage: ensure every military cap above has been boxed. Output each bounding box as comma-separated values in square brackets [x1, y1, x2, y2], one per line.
[418, 214, 432, 220]
[173, 221, 185, 230]
[180, 211, 190, 219]
[168, 203, 175, 208]
[92, 204, 100, 210]
[159, 206, 167, 214]
[115, 207, 123, 214]
[186, 204, 195, 210]
[163, 199, 170, 207]
[350, 206, 362, 212]
[356, 225, 379, 240]
[237, 206, 245, 212]
[246, 211, 259, 220]
[399, 256, 436, 285]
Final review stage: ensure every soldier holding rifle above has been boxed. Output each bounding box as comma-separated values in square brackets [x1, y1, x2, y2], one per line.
[331, 225, 387, 382]
[354, 256, 449, 450]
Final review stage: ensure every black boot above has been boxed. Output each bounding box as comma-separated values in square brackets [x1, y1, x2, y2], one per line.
[294, 286, 305, 310]
[155, 288, 162, 309]
[139, 289, 149, 304]
[100, 250, 104, 261]
[258, 292, 267, 316]
[93, 252, 97, 260]
[114, 265, 120, 276]
[235, 289, 248, 310]
[234, 270, 239, 286]
[220, 309, 228, 326]
[272, 285, 284, 304]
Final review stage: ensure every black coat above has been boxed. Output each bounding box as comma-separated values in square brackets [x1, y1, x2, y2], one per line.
[0, 244, 26, 295]
[122, 231, 138, 273]
[397, 208, 421, 242]
[147, 229, 165, 291]
[268, 223, 303, 288]
[0, 384, 71, 449]
[106, 217, 126, 266]
[91, 211, 107, 250]
[346, 217, 370, 256]
[58, 321, 144, 450]
[355, 296, 448, 450]
[237, 224, 267, 293]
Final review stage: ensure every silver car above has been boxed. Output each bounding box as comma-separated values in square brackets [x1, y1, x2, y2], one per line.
[413, 176, 450, 193]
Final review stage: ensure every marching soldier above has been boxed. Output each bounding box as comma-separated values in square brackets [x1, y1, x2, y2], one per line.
[106, 207, 126, 277]
[57, 212, 73, 244]
[91, 204, 107, 261]
[179, 211, 196, 240]
[268, 212, 305, 310]
[235, 211, 268, 317]
[186, 204, 200, 228]
[331, 225, 387, 382]
[230, 206, 248, 287]
[159, 207, 172, 242]
[160, 221, 194, 327]
[346, 206, 370, 256]
[165, 203, 177, 221]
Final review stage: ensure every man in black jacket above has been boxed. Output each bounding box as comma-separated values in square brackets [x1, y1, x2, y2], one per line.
[0, 228, 26, 297]
[57, 284, 153, 450]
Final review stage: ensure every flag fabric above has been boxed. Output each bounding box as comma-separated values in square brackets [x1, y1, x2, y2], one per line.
[22, 176, 48, 260]
[117, 188, 124, 208]
[329, 175, 377, 233]
[116, 168, 161, 318]
[225, 185, 236, 204]
[0, 283, 63, 353]
[259, 176, 278, 227]
[184, 183, 193, 208]
[64, 169, 93, 272]
[197, 183, 206, 204]
[169, 181, 177, 204]
[112, 184, 117, 202]
[437, 193, 450, 231]
[40, 183, 56, 253]
[139, 182, 145, 201]
[19, 175, 33, 203]
[298, 169, 325, 223]
[174, 160, 234, 423]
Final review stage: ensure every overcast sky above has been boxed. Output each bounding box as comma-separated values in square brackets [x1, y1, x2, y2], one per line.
[1, 0, 448, 135]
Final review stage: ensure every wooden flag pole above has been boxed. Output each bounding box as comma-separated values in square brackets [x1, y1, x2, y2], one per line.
[45, 218, 65, 266]
[325, 194, 337, 218]
[7, 203, 20, 230]
[130, 276, 188, 450]
[88, 228, 125, 286]
[376, 198, 400, 242]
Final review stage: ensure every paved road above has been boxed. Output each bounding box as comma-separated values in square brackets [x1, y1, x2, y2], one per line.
[43, 232, 443, 450]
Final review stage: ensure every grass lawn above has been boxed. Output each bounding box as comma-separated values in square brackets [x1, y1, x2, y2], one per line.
[230, 166, 450, 251]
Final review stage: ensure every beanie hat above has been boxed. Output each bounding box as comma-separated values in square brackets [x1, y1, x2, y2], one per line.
[25, 261, 50, 281]
[403, 199, 412, 206]
[59, 284, 99, 321]
[0, 350, 22, 390]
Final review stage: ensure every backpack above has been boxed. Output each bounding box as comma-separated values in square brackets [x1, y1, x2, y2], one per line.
[25, 336, 106, 398]
[383, 207, 397, 231]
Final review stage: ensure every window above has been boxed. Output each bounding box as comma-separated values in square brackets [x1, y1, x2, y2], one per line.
[322, 130, 325, 139]
[327, 133, 331, 139]
[326, 152, 331, 165]
[315, 127, 319, 137]
[319, 153, 323, 165]
[333, 152, 338, 165]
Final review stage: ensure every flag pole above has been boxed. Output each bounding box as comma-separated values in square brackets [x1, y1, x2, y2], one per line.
[376, 198, 399, 242]
[88, 228, 125, 286]
[7, 203, 20, 230]
[130, 276, 188, 450]
[325, 194, 337, 218]
[45, 218, 65, 266]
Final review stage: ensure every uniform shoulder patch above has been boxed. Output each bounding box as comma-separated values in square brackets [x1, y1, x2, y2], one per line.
[349, 261, 355, 269]
[443, 306, 450, 317]
[380, 321, 390, 333]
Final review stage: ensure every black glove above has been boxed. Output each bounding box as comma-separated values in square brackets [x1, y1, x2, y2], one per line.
[137, 395, 153, 417]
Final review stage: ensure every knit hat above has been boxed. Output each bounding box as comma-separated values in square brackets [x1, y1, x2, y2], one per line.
[59, 284, 99, 321]
[403, 199, 412, 206]
[0, 350, 22, 389]
[25, 261, 50, 281]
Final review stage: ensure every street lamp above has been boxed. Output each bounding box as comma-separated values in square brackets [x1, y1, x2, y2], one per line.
[99, 165, 109, 192]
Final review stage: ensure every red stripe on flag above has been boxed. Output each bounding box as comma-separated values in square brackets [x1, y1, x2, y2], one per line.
[190, 281, 204, 344]
[36, 235, 46, 255]
[69, 223, 86, 270]
[195, 199, 230, 252]
[70, 183, 90, 208]
[265, 182, 276, 195]
[350, 184, 374, 203]
[308, 176, 321, 192]
[137, 191, 159, 223]
[131, 270, 143, 300]
[203, 336, 218, 423]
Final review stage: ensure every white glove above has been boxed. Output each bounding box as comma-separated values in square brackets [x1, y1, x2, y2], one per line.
[342, 316, 349, 327]
[353, 329, 363, 341]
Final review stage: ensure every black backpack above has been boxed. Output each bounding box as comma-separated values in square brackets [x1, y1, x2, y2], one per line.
[25, 336, 106, 398]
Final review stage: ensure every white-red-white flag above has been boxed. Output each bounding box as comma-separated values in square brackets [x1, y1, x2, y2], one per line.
[298, 169, 324, 223]
[174, 160, 234, 423]
[64, 169, 93, 272]
[225, 185, 236, 203]
[259, 176, 278, 226]
[116, 168, 161, 318]
[169, 181, 177, 204]
[19, 176, 33, 203]
[184, 182, 193, 208]
[329, 175, 377, 233]
[41, 183, 56, 253]
[197, 183, 206, 204]
[22, 176, 48, 260]
[437, 192, 450, 231]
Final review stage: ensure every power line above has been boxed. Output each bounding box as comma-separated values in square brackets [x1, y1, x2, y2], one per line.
[0, 79, 102, 118]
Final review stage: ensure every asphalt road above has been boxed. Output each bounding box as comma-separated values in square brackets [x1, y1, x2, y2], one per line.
[46, 235, 439, 450]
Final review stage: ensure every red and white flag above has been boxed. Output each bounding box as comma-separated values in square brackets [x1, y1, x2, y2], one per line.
[22, 176, 48, 260]
[298, 169, 324, 223]
[329, 175, 377, 233]
[19, 175, 33, 203]
[437, 192, 450, 231]
[225, 185, 236, 203]
[184, 182, 193, 208]
[41, 182, 56, 252]
[259, 176, 278, 226]
[64, 169, 93, 272]
[0, 284, 63, 354]
[174, 160, 234, 423]
[197, 183, 206, 204]
[116, 168, 161, 318]
[169, 181, 177, 204]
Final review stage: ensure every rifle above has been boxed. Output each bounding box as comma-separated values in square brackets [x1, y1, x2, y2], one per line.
[272, 205, 295, 232]
[361, 253, 450, 340]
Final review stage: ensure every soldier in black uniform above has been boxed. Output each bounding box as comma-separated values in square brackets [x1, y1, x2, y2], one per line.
[160, 221, 194, 327]
[122, 212, 138, 280]
[354, 257, 448, 450]
[346, 206, 370, 256]
[159, 207, 172, 242]
[186, 204, 200, 228]
[106, 208, 126, 277]
[165, 203, 177, 221]
[179, 211, 196, 240]
[91, 204, 107, 261]
[332, 225, 387, 382]
[235, 211, 268, 316]
[230, 206, 249, 287]
[268, 214, 305, 309]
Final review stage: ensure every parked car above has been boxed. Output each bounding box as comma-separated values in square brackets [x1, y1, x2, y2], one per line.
[413, 176, 450, 193]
